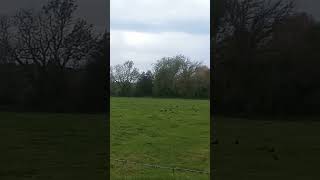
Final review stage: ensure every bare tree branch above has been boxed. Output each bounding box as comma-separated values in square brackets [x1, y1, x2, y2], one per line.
[217, 0, 295, 50]
[12, 0, 97, 70]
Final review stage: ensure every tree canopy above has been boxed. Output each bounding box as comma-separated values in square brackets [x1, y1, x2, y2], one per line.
[111, 55, 210, 99]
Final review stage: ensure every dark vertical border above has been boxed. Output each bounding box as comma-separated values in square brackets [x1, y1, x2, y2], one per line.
[106, 0, 110, 178]
[210, 0, 214, 180]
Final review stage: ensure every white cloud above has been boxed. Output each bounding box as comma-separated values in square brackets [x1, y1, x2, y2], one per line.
[111, 0, 210, 25]
[110, 0, 210, 72]
[111, 30, 210, 72]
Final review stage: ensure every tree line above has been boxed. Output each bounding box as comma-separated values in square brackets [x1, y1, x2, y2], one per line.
[0, 0, 108, 113]
[213, 0, 320, 116]
[110, 55, 210, 99]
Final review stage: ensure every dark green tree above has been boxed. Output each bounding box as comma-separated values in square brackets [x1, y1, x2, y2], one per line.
[136, 70, 153, 97]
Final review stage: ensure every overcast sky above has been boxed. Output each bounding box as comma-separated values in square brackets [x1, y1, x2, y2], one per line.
[110, 0, 320, 72]
[0, 0, 107, 33]
[110, 0, 210, 72]
[296, 0, 320, 20]
[1, 0, 320, 72]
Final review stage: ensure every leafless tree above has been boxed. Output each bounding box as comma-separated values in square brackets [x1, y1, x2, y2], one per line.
[12, 0, 97, 70]
[213, 0, 297, 115]
[113, 61, 140, 84]
[0, 15, 12, 64]
[112, 61, 140, 96]
[216, 0, 295, 51]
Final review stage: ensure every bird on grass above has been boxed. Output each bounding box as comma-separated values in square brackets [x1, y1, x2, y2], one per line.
[268, 147, 275, 153]
[272, 154, 279, 160]
[234, 139, 239, 144]
[212, 139, 219, 145]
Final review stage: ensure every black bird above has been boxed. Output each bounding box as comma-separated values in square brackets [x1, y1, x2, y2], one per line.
[212, 139, 219, 145]
[235, 139, 239, 144]
[272, 154, 279, 160]
[268, 147, 275, 153]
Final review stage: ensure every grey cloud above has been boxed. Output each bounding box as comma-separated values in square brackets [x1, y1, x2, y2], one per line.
[111, 20, 210, 34]
[296, 0, 320, 21]
[0, 0, 108, 32]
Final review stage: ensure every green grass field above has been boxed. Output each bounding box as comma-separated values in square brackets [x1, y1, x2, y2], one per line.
[213, 117, 320, 180]
[0, 112, 106, 179]
[2, 97, 318, 180]
[111, 97, 210, 179]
